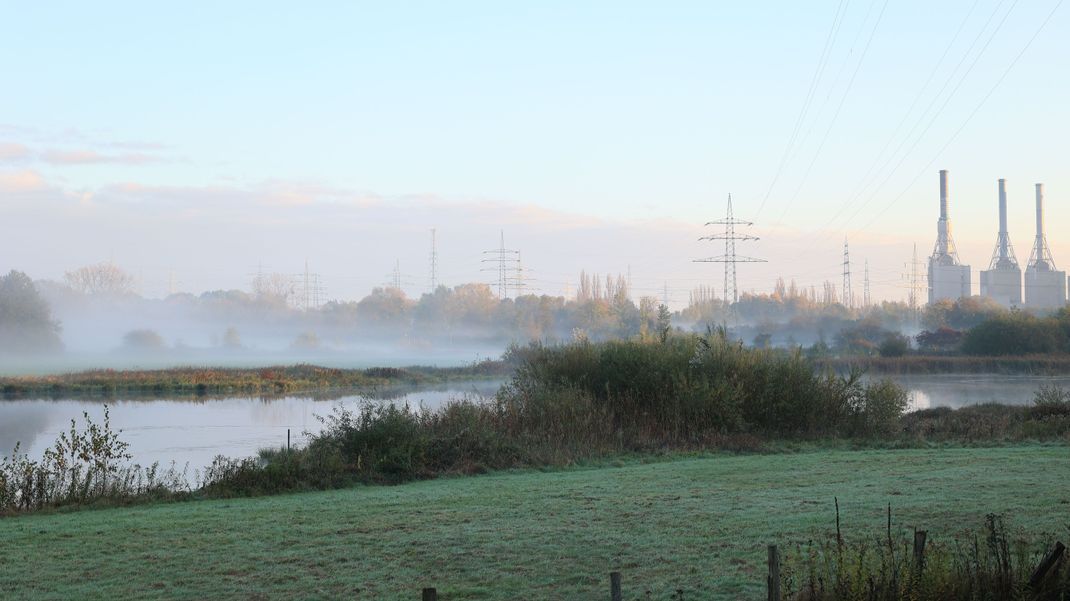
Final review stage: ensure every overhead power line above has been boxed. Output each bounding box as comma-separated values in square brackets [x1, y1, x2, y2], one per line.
[756, 0, 852, 220]
[860, 0, 1062, 232]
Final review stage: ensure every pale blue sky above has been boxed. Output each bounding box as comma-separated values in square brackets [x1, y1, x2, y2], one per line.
[1, 0, 1067, 303]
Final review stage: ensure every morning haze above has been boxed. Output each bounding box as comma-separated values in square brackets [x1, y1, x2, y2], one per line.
[1, 1, 1069, 599]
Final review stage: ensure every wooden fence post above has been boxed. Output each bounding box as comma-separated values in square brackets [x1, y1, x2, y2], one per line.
[610, 571, 622, 601]
[421, 587, 437, 601]
[913, 530, 927, 571]
[768, 545, 781, 601]
[287, 428, 291, 452]
[1029, 541, 1066, 588]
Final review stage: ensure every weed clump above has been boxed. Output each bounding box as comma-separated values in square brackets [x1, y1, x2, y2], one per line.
[781, 512, 1069, 600]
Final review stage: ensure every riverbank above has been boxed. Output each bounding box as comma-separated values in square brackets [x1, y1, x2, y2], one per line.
[816, 354, 1070, 375]
[0, 360, 509, 398]
[1, 446, 1066, 599]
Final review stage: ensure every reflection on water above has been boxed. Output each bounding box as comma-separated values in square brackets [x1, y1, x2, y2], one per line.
[0, 380, 503, 473]
[885, 374, 1070, 410]
[3, 374, 1068, 472]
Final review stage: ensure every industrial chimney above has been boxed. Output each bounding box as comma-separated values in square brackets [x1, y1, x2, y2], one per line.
[981, 178, 1021, 307]
[1036, 183, 1045, 262]
[1030, 183, 1054, 271]
[936, 169, 951, 256]
[998, 179, 1009, 259]
[1025, 182, 1066, 309]
[928, 169, 970, 304]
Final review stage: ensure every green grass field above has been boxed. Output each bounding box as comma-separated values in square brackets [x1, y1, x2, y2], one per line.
[2, 446, 1068, 600]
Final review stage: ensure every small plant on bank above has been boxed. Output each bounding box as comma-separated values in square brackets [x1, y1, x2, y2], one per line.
[0, 407, 186, 512]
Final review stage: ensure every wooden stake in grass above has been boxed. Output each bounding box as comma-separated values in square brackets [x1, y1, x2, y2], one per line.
[1029, 541, 1066, 588]
[421, 587, 437, 601]
[913, 530, 927, 571]
[767, 545, 780, 601]
[287, 428, 291, 452]
[610, 571, 622, 601]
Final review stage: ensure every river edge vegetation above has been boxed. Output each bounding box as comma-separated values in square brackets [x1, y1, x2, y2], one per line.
[4, 331, 1070, 515]
[1, 447, 1068, 599]
[0, 360, 509, 398]
[816, 354, 1070, 375]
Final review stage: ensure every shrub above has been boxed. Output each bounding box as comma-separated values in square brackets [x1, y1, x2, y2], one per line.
[122, 329, 166, 350]
[0, 407, 185, 512]
[961, 313, 1065, 356]
[504, 331, 908, 439]
[878, 333, 910, 357]
[1031, 384, 1070, 419]
[914, 327, 964, 354]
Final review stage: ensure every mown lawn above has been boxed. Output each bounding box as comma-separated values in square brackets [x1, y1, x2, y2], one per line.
[1, 446, 1068, 600]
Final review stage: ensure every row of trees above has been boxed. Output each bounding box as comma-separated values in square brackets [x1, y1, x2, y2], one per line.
[3, 260, 1058, 356]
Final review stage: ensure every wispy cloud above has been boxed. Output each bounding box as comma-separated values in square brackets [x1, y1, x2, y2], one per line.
[40, 149, 163, 166]
[0, 169, 48, 192]
[0, 143, 32, 162]
[0, 124, 174, 166]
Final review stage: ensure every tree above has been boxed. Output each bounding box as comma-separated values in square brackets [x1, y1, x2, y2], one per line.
[923, 296, 1004, 330]
[0, 270, 62, 353]
[251, 272, 295, 307]
[961, 313, 1064, 356]
[64, 261, 135, 296]
[878, 333, 910, 357]
[357, 287, 413, 333]
[291, 331, 320, 350]
[915, 327, 965, 354]
[122, 329, 166, 350]
[834, 318, 892, 355]
[222, 327, 242, 349]
[657, 304, 672, 343]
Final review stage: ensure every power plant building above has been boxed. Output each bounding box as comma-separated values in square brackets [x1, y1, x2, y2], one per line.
[928, 170, 971, 303]
[1024, 183, 1066, 310]
[979, 179, 1022, 307]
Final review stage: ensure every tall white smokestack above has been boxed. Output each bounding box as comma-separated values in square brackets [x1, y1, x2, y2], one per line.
[1029, 182, 1055, 271]
[1036, 183, 1045, 239]
[936, 169, 951, 257]
[940, 170, 949, 220]
[998, 179, 1008, 259]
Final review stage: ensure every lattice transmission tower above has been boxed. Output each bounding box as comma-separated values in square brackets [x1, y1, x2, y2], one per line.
[295, 259, 326, 310]
[902, 243, 924, 325]
[429, 228, 438, 292]
[481, 230, 521, 300]
[842, 238, 852, 309]
[694, 194, 764, 304]
[863, 260, 871, 308]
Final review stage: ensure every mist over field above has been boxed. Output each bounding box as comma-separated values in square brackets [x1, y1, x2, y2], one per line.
[1, 256, 1025, 377]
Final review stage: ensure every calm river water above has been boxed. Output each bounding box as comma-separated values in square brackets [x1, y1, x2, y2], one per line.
[0, 380, 504, 473]
[2, 374, 1068, 471]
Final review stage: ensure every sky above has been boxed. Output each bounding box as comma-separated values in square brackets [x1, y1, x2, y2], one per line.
[1, 0, 1067, 306]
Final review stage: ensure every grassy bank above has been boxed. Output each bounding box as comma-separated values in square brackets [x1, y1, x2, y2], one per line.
[0, 360, 508, 398]
[2, 446, 1068, 600]
[816, 354, 1070, 375]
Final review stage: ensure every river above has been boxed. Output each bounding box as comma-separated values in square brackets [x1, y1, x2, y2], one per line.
[0, 380, 504, 474]
[1, 374, 1067, 472]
